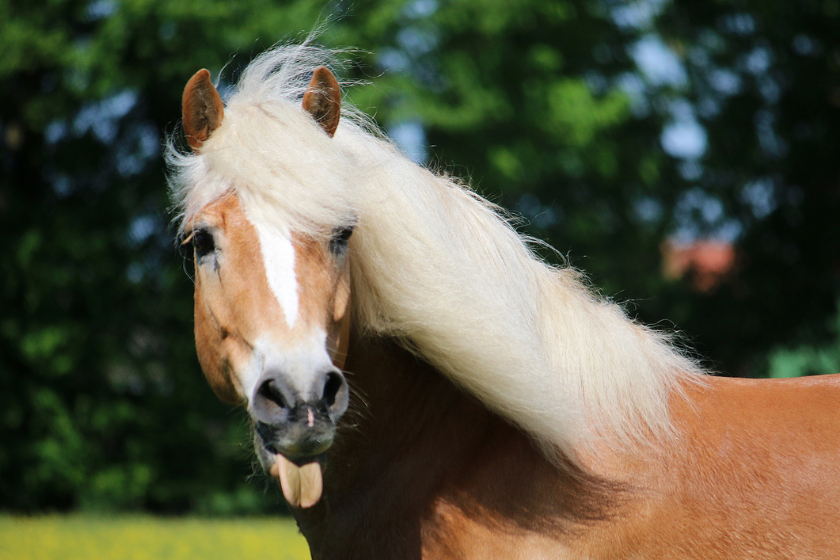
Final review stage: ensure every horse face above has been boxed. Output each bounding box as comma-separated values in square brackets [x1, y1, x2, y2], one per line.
[181, 66, 348, 508]
[186, 193, 352, 505]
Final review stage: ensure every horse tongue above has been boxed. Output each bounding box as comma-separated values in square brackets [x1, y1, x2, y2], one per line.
[273, 454, 323, 509]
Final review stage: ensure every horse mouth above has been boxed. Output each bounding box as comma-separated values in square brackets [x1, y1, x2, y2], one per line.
[254, 428, 330, 509]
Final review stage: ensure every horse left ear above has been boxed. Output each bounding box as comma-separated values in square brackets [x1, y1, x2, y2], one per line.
[182, 69, 224, 151]
[302, 66, 341, 137]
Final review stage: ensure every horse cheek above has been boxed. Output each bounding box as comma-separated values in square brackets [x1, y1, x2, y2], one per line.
[194, 290, 242, 405]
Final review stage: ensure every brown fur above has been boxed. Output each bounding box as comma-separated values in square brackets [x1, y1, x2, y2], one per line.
[289, 339, 840, 559]
[293, 334, 629, 559]
[610, 375, 840, 559]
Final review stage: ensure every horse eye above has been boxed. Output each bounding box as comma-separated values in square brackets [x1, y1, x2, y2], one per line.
[330, 226, 354, 256]
[192, 229, 215, 259]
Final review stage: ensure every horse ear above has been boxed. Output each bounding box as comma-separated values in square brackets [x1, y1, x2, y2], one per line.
[302, 66, 341, 137]
[182, 69, 224, 151]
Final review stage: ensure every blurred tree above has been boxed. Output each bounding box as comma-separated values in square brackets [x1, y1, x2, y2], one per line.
[650, 1, 840, 375]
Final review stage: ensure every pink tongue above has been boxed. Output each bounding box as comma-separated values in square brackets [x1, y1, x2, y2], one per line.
[271, 454, 323, 509]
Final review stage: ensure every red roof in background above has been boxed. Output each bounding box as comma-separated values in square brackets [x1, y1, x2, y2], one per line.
[661, 240, 737, 293]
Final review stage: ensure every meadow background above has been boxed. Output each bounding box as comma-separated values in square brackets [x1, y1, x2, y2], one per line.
[0, 515, 309, 559]
[2, 0, 839, 557]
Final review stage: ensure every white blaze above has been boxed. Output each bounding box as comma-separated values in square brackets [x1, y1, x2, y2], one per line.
[249, 218, 299, 328]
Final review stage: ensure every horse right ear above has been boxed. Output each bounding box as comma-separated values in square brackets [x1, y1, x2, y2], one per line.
[302, 66, 341, 137]
[182, 69, 224, 151]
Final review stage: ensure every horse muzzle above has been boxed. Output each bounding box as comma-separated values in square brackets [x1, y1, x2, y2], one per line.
[249, 368, 349, 508]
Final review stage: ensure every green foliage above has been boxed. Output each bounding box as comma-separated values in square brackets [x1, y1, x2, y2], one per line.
[770, 347, 840, 379]
[650, 0, 840, 374]
[540, 80, 629, 148]
[769, 307, 840, 378]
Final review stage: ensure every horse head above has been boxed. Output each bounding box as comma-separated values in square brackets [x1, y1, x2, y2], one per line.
[180, 66, 350, 508]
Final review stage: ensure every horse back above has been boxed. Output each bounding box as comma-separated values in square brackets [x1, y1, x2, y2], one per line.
[612, 374, 840, 559]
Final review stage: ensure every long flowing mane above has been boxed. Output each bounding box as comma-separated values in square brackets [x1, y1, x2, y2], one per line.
[167, 41, 706, 462]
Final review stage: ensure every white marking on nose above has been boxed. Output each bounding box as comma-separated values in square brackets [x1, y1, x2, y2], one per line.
[249, 218, 299, 328]
[243, 332, 333, 407]
[307, 408, 315, 427]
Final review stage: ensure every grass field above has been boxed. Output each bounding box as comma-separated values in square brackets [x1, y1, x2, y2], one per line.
[0, 515, 310, 560]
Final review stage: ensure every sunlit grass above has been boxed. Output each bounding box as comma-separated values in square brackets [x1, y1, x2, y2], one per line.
[0, 515, 310, 560]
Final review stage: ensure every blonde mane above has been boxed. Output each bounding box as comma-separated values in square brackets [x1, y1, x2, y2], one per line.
[167, 42, 706, 461]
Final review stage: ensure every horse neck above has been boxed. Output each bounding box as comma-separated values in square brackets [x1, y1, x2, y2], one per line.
[297, 329, 622, 558]
[342, 134, 702, 457]
[328, 331, 501, 506]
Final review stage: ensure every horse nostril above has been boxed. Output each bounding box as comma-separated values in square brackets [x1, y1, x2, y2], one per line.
[251, 376, 297, 426]
[258, 379, 290, 410]
[322, 372, 344, 408]
[251, 370, 347, 427]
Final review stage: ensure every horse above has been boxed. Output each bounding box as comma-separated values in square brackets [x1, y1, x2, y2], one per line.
[168, 42, 840, 559]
